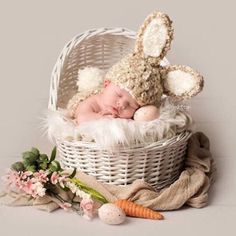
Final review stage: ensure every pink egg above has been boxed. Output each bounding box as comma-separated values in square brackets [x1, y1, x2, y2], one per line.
[98, 203, 126, 225]
[133, 105, 160, 121]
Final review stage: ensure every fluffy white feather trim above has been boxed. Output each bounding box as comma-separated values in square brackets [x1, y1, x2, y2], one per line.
[42, 99, 194, 148]
[40, 109, 79, 143]
[77, 67, 105, 92]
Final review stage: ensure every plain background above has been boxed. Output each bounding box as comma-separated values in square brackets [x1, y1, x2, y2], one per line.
[0, 0, 235, 235]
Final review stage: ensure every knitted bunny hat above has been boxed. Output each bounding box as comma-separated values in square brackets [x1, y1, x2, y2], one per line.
[105, 11, 204, 107]
[67, 11, 204, 118]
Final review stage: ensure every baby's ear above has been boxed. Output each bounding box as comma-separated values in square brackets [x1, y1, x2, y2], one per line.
[104, 79, 111, 87]
[162, 65, 204, 100]
[134, 11, 174, 63]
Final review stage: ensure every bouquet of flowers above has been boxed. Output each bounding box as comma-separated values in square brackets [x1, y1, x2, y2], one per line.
[1, 147, 164, 224]
[1, 147, 108, 220]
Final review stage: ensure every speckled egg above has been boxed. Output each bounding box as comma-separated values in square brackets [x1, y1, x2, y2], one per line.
[133, 105, 160, 121]
[98, 203, 126, 225]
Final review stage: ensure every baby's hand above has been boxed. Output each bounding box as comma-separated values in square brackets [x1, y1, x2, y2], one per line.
[104, 114, 117, 118]
[99, 108, 118, 118]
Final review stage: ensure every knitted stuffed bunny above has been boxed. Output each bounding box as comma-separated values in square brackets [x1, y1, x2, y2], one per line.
[67, 10, 204, 118]
[105, 11, 204, 107]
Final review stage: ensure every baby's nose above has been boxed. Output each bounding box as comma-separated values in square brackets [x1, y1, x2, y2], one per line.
[117, 100, 128, 109]
[116, 100, 124, 109]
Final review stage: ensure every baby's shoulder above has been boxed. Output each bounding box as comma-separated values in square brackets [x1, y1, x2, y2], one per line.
[78, 94, 100, 112]
[80, 94, 96, 105]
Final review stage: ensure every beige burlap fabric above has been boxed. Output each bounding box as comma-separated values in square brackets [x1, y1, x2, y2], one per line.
[0, 132, 216, 212]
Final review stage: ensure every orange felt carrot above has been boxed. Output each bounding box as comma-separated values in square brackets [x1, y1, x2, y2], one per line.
[113, 199, 164, 220]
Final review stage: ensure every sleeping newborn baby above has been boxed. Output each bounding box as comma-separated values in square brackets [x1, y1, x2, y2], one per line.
[74, 80, 140, 125]
[67, 11, 204, 126]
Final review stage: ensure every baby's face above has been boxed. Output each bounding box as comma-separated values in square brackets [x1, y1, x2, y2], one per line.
[101, 83, 140, 119]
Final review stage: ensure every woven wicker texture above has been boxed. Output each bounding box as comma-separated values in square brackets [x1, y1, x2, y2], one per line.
[49, 27, 192, 190]
[49, 28, 135, 110]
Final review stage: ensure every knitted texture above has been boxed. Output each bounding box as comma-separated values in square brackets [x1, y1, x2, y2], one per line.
[67, 10, 204, 112]
[105, 54, 163, 107]
[105, 10, 203, 106]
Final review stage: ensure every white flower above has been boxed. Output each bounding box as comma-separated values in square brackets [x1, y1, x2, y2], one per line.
[76, 189, 90, 199]
[66, 182, 77, 193]
[58, 176, 66, 188]
[33, 182, 46, 197]
[66, 181, 90, 199]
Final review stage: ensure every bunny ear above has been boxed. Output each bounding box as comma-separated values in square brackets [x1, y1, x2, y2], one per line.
[135, 11, 174, 63]
[162, 65, 204, 99]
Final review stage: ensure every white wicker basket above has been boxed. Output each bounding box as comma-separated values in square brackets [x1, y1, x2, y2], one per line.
[48, 28, 192, 190]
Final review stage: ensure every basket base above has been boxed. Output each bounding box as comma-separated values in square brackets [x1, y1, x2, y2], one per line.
[57, 131, 191, 190]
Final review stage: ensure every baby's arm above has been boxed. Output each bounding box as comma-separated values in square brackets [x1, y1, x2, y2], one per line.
[75, 102, 102, 124]
[75, 98, 117, 125]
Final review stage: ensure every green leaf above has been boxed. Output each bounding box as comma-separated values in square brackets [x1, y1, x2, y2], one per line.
[70, 178, 108, 204]
[23, 158, 36, 168]
[26, 165, 36, 172]
[22, 152, 38, 165]
[68, 168, 77, 179]
[11, 162, 25, 172]
[30, 147, 40, 158]
[49, 147, 57, 163]
[23, 159, 30, 168]
[49, 160, 62, 172]
[49, 163, 57, 172]
[22, 151, 35, 160]
[39, 161, 48, 170]
[38, 154, 49, 163]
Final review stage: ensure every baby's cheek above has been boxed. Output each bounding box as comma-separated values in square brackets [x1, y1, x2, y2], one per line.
[102, 91, 118, 105]
[120, 108, 135, 119]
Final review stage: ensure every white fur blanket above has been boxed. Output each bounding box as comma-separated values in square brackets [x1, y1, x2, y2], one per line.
[41, 99, 194, 148]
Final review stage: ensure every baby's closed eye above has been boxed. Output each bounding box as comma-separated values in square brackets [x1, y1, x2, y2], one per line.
[129, 103, 136, 109]
[116, 91, 122, 97]
[129, 102, 139, 110]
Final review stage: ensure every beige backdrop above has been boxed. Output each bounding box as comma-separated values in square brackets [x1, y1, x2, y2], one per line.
[0, 0, 235, 158]
[0, 0, 235, 235]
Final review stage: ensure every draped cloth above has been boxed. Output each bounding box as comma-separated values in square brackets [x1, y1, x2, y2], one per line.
[0, 132, 216, 212]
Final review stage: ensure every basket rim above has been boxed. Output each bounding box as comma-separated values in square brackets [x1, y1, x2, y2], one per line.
[50, 27, 136, 79]
[48, 27, 170, 111]
[48, 27, 137, 111]
[56, 130, 192, 151]
[63, 27, 136, 44]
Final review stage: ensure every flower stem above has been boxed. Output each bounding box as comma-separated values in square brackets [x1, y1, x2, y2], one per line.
[70, 178, 108, 204]
[47, 190, 82, 213]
